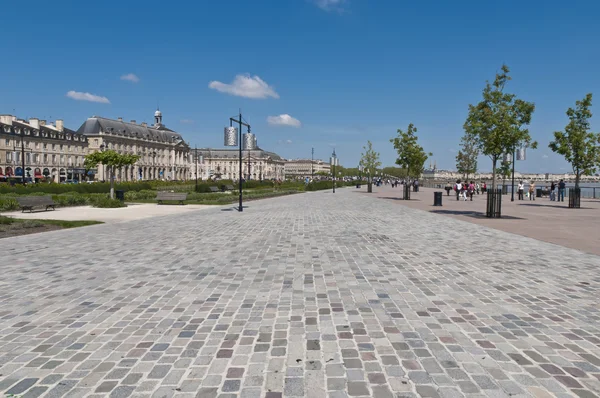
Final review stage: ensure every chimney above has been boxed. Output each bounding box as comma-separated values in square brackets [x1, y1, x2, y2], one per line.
[55, 119, 64, 131]
[118, 117, 123, 122]
[141, 122, 147, 127]
[40, 120, 47, 126]
[130, 120, 136, 124]
[29, 118, 40, 128]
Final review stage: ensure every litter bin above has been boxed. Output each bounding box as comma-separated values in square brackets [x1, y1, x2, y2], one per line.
[536, 188, 542, 198]
[115, 190, 125, 201]
[434, 191, 443, 206]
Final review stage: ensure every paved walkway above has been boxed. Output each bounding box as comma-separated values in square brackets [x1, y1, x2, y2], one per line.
[3, 203, 212, 223]
[372, 185, 600, 256]
[0, 189, 599, 398]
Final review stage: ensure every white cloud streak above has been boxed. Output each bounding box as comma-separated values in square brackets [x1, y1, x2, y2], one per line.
[180, 119, 194, 124]
[314, 0, 346, 11]
[208, 74, 279, 99]
[120, 73, 140, 83]
[267, 114, 302, 128]
[66, 91, 110, 104]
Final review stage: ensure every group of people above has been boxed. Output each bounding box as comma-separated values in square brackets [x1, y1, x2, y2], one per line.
[516, 179, 566, 201]
[446, 180, 486, 201]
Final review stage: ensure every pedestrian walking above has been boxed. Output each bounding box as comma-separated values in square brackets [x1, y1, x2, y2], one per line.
[529, 182, 536, 201]
[455, 180, 462, 201]
[558, 179, 566, 202]
[550, 181, 556, 201]
[518, 181, 524, 200]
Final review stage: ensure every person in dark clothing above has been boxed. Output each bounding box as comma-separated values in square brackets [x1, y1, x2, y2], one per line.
[558, 179, 566, 202]
[550, 181, 556, 201]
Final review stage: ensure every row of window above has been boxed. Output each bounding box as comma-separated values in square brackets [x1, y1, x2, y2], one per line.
[2, 126, 84, 141]
[0, 153, 82, 166]
[2, 139, 86, 153]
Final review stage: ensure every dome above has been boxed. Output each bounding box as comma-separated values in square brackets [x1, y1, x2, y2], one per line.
[154, 110, 162, 117]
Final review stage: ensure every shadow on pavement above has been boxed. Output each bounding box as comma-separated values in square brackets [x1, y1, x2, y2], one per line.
[379, 197, 422, 201]
[430, 209, 526, 220]
[517, 203, 596, 210]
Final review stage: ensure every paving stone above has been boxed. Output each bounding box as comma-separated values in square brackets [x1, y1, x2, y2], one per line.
[0, 189, 599, 398]
[347, 381, 369, 396]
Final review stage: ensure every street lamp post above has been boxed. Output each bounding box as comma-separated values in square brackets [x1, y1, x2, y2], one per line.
[311, 147, 314, 181]
[330, 149, 337, 193]
[99, 143, 106, 182]
[225, 112, 250, 212]
[510, 149, 516, 201]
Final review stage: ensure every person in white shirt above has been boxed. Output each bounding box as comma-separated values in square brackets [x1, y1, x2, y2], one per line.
[455, 180, 462, 201]
[518, 181, 524, 200]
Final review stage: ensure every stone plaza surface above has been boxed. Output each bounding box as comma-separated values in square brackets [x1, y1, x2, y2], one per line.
[374, 186, 600, 256]
[3, 203, 212, 224]
[0, 189, 599, 398]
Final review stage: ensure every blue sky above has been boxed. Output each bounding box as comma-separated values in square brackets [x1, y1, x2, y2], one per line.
[1, 0, 599, 173]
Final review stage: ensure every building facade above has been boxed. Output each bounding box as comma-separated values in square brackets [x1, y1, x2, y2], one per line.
[77, 110, 190, 181]
[0, 115, 89, 182]
[283, 158, 330, 179]
[190, 148, 285, 181]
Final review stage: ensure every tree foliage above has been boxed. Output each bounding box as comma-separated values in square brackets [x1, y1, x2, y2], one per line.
[84, 150, 140, 170]
[390, 123, 431, 179]
[84, 150, 140, 199]
[455, 131, 478, 180]
[382, 166, 407, 178]
[464, 65, 536, 191]
[359, 141, 381, 192]
[549, 93, 600, 189]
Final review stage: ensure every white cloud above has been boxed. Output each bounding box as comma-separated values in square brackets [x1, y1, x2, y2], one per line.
[449, 148, 457, 153]
[314, 0, 347, 11]
[208, 74, 279, 99]
[180, 119, 194, 124]
[542, 154, 549, 159]
[286, 139, 293, 144]
[66, 91, 110, 104]
[120, 73, 140, 83]
[267, 114, 301, 128]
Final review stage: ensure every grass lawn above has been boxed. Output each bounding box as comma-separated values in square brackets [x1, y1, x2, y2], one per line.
[130, 190, 300, 206]
[0, 216, 103, 239]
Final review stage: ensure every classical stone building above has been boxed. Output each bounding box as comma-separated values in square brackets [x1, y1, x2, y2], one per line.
[77, 110, 190, 181]
[283, 158, 330, 179]
[190, 147, 285, 181]
[0, 115, 88, 182]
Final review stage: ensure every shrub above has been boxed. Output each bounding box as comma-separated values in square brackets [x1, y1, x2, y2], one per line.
[0, 216, 14, 225]
[0, 181, 152, 195]
[92, 197, 127, 208]
[21, 220, 44, 228]
[125, 190, 157, 201]
[0, 196, 20, 211]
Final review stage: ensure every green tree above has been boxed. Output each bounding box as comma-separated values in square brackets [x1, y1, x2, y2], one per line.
[382, 166, 407, 178]
[464, 65, 536, 192]
[390, 123, 431, 179]
[359, 141, 381, 193]
[455, 131, 479, 180]
[84, 150, 140, 199]
[549, 93, 600, 189]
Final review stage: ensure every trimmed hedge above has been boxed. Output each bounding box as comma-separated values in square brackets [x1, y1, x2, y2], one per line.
[0, 181, 152, 195]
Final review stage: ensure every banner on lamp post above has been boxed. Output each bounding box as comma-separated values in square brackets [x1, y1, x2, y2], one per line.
[517, 148, 526, 161]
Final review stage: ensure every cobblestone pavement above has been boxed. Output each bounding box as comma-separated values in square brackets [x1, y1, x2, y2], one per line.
[1, 189, 599, 398]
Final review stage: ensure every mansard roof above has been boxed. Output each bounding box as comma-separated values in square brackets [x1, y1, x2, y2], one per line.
[77, 116, 185, 145]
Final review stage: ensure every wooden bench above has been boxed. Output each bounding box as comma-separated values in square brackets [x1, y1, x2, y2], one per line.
[225, 185, 235, 191]
[209, 186, 219, 193]
[17, 196, 56, 213]
[156, 192, 187, 205]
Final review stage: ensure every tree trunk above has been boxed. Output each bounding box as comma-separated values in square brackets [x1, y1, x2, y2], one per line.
[110, 166, 115, 199]
[367, 183, 372, 193]
[575, 170, 580, 190]
[491, 157, 497, 192]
